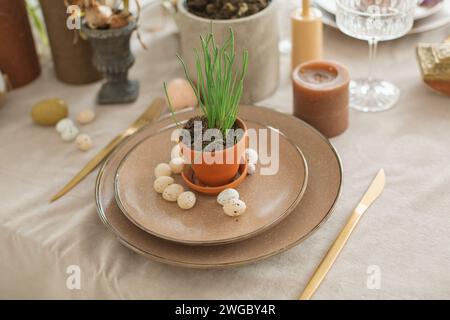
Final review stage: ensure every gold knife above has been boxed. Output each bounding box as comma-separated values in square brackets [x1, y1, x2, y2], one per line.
[299, 169, 386, 300]
[50, 98, 166, 202]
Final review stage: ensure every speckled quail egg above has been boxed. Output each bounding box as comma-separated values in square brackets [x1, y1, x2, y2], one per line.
[170, 129, 181, 143]
[153, 176, 174, 193]
[247, 163, 256, 175]
[171, 144, 182, 159]
[217, 188, 240, 206]
[76, 134, 93, 151]
[154, 163, 172, 178]
[177, 191, 196, 210]
[60, 125, 79, 141]
[169, 157, 184, 174]
[76, 109, 95, 125]
[223, 199, 247, 217]
[162, 184, 184, 202]
[245, 148, 258, 165]
[56, 118, 75, 133]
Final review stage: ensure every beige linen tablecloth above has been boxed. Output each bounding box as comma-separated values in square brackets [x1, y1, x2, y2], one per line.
[1, 4, 449, 299]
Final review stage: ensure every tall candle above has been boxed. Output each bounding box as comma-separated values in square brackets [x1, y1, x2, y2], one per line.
[291, 1, 323, 70]
[292, 60, 350, 138]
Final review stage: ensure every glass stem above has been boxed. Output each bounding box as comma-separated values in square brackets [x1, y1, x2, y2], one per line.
[367, 38, 378, 83]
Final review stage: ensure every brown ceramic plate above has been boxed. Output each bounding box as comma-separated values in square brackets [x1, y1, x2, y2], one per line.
[95, 105, 342, 268]
[114, 121, 308, 245]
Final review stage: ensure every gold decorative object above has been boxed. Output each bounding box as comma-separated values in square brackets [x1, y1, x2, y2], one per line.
[299, 169, 385, 300]
[417, 39, 450, 96]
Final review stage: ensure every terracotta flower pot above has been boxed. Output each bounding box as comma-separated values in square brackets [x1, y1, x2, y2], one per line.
[0, 0, 41, 89]
[173, 0, 279, 104]
[181, 118, 248, 187]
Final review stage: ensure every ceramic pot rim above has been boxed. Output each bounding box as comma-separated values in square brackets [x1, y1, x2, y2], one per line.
[177, 0, 275, 24]
[180, 117, 248, 155]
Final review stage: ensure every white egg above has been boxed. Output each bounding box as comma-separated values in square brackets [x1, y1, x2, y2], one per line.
[170, 129, 181, 143]
[217, 188, 239, 206]
[171, 144, 182, 159]
[56, 118, 75, 133]
[153, 176, 174, 193]
[154, 163, 172, 178]
[247, 163, 256, 175]
[169, 157, 184, 174]
[245, 148, 258, 165]
[60, 125, 79, 141]
[76, 110, 96, 125]
[223, 199, 247, 217]
[177, 191, 196, 210]
[162, 184, 184, 202]
[76, 133, 93, 151]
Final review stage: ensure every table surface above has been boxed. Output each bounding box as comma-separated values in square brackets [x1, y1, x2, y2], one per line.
[1, 3, 449, 299]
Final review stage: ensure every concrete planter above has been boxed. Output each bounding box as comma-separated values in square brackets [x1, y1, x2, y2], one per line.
[174, 0, 279, 104]
[82, 20, 139, 105]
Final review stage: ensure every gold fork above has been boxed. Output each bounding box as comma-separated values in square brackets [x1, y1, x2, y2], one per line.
[50, 97, 166, 202]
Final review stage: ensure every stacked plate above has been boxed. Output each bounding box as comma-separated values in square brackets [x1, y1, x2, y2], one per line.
[315, 0, 450, 35]
[95, 105, 343, 268]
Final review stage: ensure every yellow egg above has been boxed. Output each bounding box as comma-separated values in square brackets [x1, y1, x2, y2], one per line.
[31, 99, 69, 126]
[166, 78, 198, 111]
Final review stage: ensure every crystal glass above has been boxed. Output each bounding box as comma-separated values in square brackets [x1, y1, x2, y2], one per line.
[336, 0, 416, 112]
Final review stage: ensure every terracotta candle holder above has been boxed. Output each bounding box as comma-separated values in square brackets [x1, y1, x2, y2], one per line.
[292, 60, 350, 138]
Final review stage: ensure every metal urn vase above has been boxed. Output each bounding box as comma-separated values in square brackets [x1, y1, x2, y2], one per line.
[82, 20, 139, 105]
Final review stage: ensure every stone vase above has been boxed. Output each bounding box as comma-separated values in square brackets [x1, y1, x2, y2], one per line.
[82, 20, 139, 105]
[174, 0, 279, 104]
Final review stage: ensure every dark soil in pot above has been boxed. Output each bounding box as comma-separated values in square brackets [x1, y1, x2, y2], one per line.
[186, 0, 270, 19]
[181, 116, 244, 150]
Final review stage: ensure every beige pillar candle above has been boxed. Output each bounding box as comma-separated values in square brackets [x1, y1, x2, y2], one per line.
[291, 0, 323, 70]
[292, 60, 350, 138]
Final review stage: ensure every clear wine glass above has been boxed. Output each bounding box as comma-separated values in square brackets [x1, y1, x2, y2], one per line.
[336, 0, 416, 112]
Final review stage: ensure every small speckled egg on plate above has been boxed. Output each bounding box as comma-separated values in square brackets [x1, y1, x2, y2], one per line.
[153, 176, 174, 193]
[177, 191, 196, 210]
[223, 199, 247, 217]
[245, 148, 258, 165]
[247, 163, 256, 175]
[217, 188, 239, 206]
[162, 184, 184, 202]
[169, 157, 184, 174]
[171, 144, 182, 159]
[166, 78, 198, 111]
[154, 163, 172, 178]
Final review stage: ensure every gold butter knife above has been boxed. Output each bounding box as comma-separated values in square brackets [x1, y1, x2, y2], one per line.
[299, 169, 386, 300]
[50, 98, 166, 202]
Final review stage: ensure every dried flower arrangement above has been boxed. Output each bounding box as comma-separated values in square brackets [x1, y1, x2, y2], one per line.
[69, 0, 140, 29]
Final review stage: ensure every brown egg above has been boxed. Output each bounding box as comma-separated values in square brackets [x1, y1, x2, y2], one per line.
[166, 78, 198, 111]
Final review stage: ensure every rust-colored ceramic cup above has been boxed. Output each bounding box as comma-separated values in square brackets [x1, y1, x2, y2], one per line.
[292, 60, 350, 138]
[180, 118, 248, 187]
[0, 0, 41, 88]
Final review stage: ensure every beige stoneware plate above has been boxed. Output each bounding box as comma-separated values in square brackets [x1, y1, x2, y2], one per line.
[95, 106, 343, 268]
[114, 121, 308, 245]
